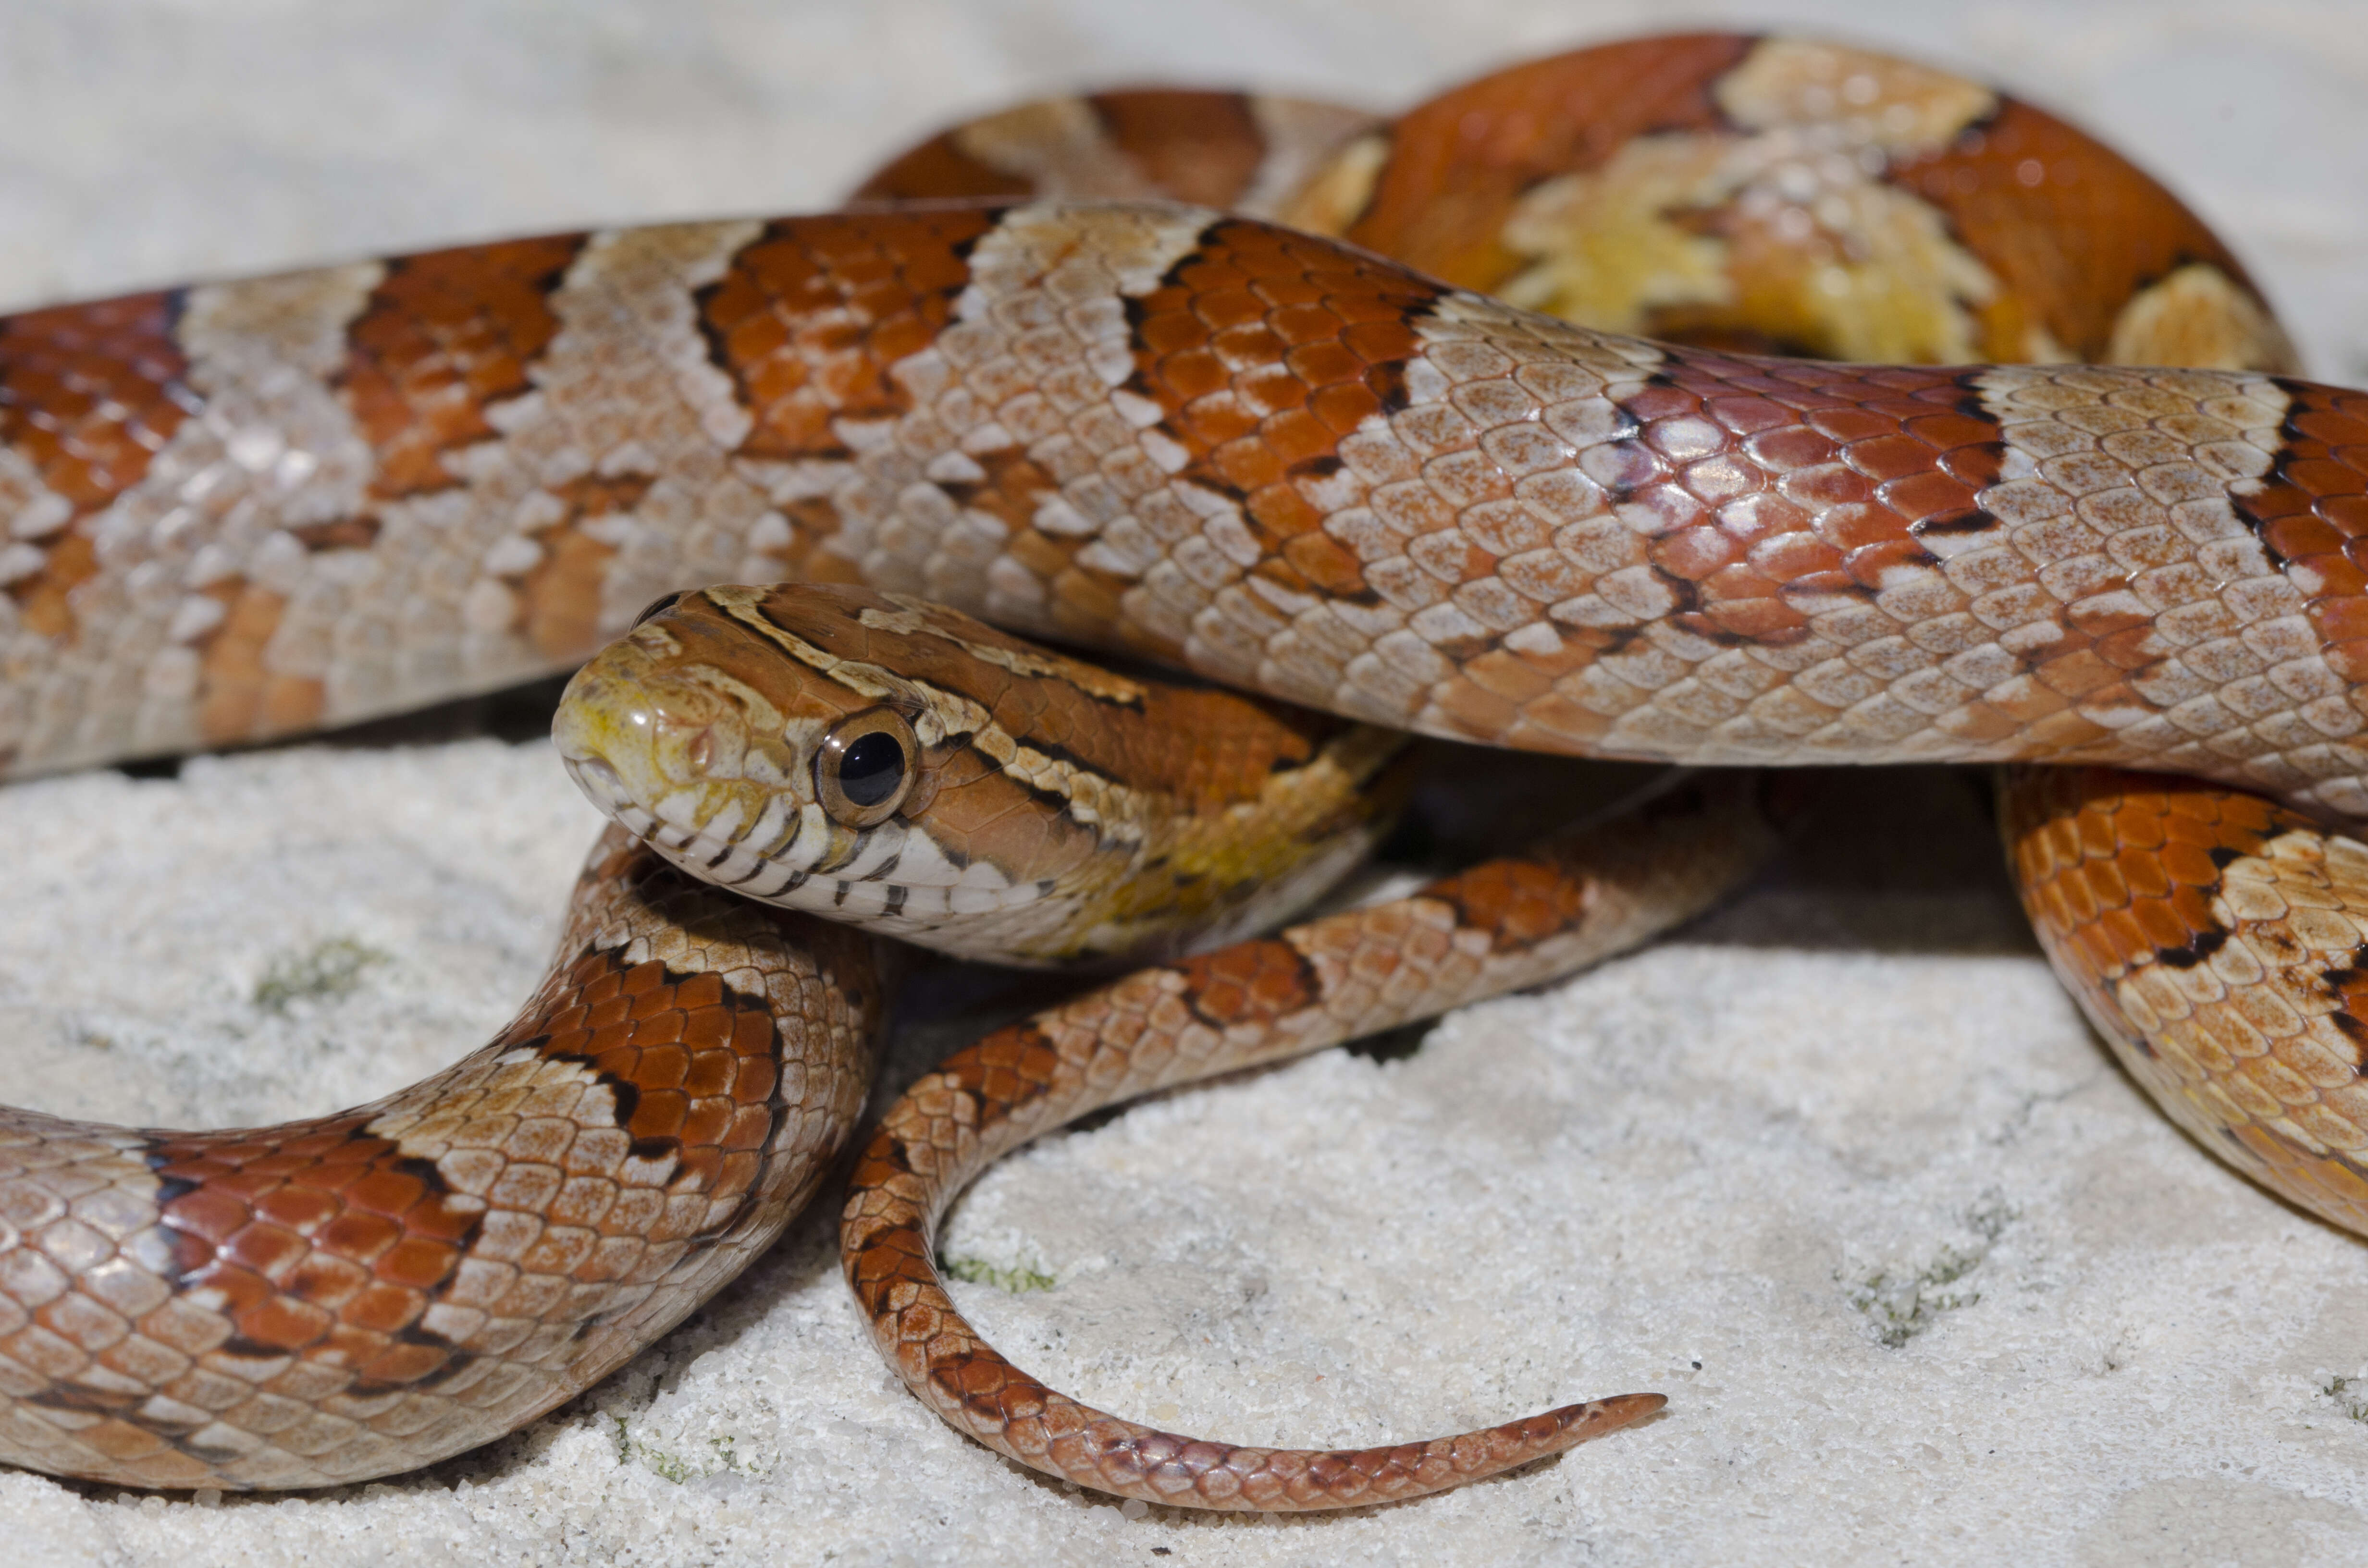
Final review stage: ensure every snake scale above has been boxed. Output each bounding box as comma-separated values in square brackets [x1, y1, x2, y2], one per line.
[3, 30, 2367, 1508]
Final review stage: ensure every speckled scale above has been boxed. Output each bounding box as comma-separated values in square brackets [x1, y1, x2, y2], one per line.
[0, 197, 2354, 812]
[2006, 768, 2368, 1235]
[0, 830, 879, 1489]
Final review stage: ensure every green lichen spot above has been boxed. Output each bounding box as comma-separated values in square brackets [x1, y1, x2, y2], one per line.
[254, 937, 389, 1012]
[941, 1254, 1057, 1293]
[2318, 1373, 2368, 1423]
[611, 1416, 755, 1482]
[1845, 1197, 2013, 1349]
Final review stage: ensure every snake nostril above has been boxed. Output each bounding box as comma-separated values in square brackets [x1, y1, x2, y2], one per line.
[632, 589, 687, 627]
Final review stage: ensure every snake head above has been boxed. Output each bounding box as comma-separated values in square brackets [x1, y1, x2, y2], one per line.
[553, 582, 1141, 963]
[555, 582, 1408, 967]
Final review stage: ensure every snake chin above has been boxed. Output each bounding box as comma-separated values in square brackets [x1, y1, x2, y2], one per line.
[607, 802, 1097, 967]
[560, 752, 631, 814]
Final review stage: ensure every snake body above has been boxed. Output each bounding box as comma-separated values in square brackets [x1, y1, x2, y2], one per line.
[5, 30, 2368, 1504]
[0, 829, 881, 1488]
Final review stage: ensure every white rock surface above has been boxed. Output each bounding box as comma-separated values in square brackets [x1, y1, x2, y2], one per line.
[3, 4, 2368, 1565]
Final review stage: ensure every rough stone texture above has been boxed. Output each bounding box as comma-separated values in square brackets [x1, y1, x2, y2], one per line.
[2, 2, 2368, 1564]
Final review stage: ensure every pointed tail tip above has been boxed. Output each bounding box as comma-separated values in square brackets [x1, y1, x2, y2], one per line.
[1559, 1390, 1668, 1442]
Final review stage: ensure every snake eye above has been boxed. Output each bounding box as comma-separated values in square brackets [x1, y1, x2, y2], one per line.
[815, 708, 918, 829]
[632, 590, 688, 628]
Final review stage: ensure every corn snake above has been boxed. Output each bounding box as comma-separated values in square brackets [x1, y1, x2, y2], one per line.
[0, 31, 2358, 1516]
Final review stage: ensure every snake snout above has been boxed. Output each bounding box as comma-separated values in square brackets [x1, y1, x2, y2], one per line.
[555, 641, 821, 900]
[556, 635, 740, 779]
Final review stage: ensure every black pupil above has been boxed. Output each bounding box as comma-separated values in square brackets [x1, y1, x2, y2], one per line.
[838, 732, 906, 808]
